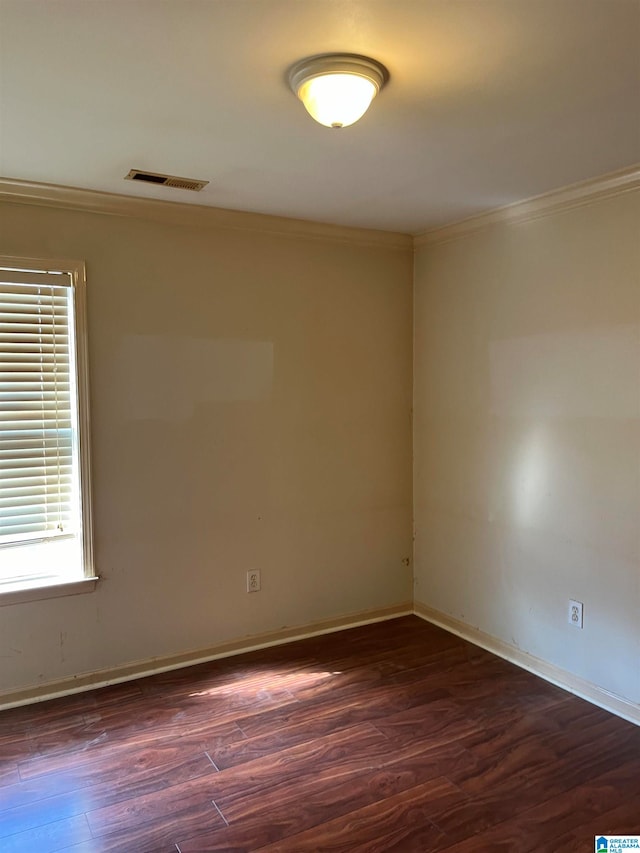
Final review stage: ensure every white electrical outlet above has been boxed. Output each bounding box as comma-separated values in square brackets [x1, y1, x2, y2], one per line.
[569, 599, 583, 629]
[247, 570, 261, 593]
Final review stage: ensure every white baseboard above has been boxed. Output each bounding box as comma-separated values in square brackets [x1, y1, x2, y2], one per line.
[0, 602, 413, 710]
[414, 601, 640, 727]
[6, 600, 636, 725]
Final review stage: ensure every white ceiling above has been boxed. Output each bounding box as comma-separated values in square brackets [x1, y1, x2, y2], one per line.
[0, 0, 638, 234]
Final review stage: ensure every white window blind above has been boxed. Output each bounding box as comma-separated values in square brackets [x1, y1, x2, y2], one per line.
[0, 260, 93, 592]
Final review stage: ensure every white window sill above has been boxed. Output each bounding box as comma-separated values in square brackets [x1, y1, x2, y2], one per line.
[0, 577, 99, 606]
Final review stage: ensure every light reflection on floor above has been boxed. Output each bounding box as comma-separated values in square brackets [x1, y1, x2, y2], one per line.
[188, 669, 340, 698]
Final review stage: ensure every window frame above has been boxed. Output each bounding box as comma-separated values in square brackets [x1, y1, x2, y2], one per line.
[0, 255, 96, 605]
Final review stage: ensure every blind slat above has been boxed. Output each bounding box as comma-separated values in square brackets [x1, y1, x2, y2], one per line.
[0, 271, 71, 286]
[0, 277, 77, 545]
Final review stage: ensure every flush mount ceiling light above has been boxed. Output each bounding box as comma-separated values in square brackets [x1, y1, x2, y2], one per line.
[288, 53, 389, 128]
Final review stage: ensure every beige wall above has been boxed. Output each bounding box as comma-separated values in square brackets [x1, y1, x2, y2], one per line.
[2, 178, 638, 712]
[414, 189, 640, 706]
[0, 200, 413, 694]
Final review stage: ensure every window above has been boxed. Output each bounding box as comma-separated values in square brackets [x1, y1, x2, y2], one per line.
[0, 257, 95, 602]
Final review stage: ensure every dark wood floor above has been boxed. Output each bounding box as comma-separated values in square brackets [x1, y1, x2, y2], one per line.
[0, 616, 638, 852]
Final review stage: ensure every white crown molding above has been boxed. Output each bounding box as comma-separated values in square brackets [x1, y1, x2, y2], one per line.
[0, 601, 412, 710]
[414, 601, 640, 727]
[414, 165, 640, 248]
[2, 166, 636, 252]
[0, 177, 413, 251]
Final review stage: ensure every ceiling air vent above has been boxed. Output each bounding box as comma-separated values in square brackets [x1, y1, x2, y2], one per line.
[125, 169, 209, 192]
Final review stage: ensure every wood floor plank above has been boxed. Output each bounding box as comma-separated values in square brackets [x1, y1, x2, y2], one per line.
[89, 681, 145, 707]
[85, 777, 227, 850]
[433, 759, 640, 852]
[226, 647, 498, 751]
[208, 690, 474, 770]
[0, 760, 20, 788]
[451, 717, 640, 802]
[18, 731, 209, 783]
[2, 694, 95, 731]
[370, 697, 481, 750]
[547, 798, 640, 852]
[2, 740, 219, 837]
[253, 778, 457, 852]
[219, 739, 474, 827]
[0, 814, 92, 853]
[179, 774, 464, 852]
[97, 699, 249, 751]
[176, 743, 475, 851]
[0, 732, 37, 763]
[133, 684, 298, 735]
[53, 839, 167, 853]
[54, 830, 180, 853]
[231, 667, 451, 742]
[26, 718, 110, 759]
[1, 747, 217, 839]
[211, 722, 394, 809]
[17, 718, 241, 782]
[74, 696, 251, 750]
[1, 615, 638, 853]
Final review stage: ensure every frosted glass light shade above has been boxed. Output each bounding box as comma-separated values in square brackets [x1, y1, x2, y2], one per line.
[298, 74, 377, 128]
[289, 54, 388, 129]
